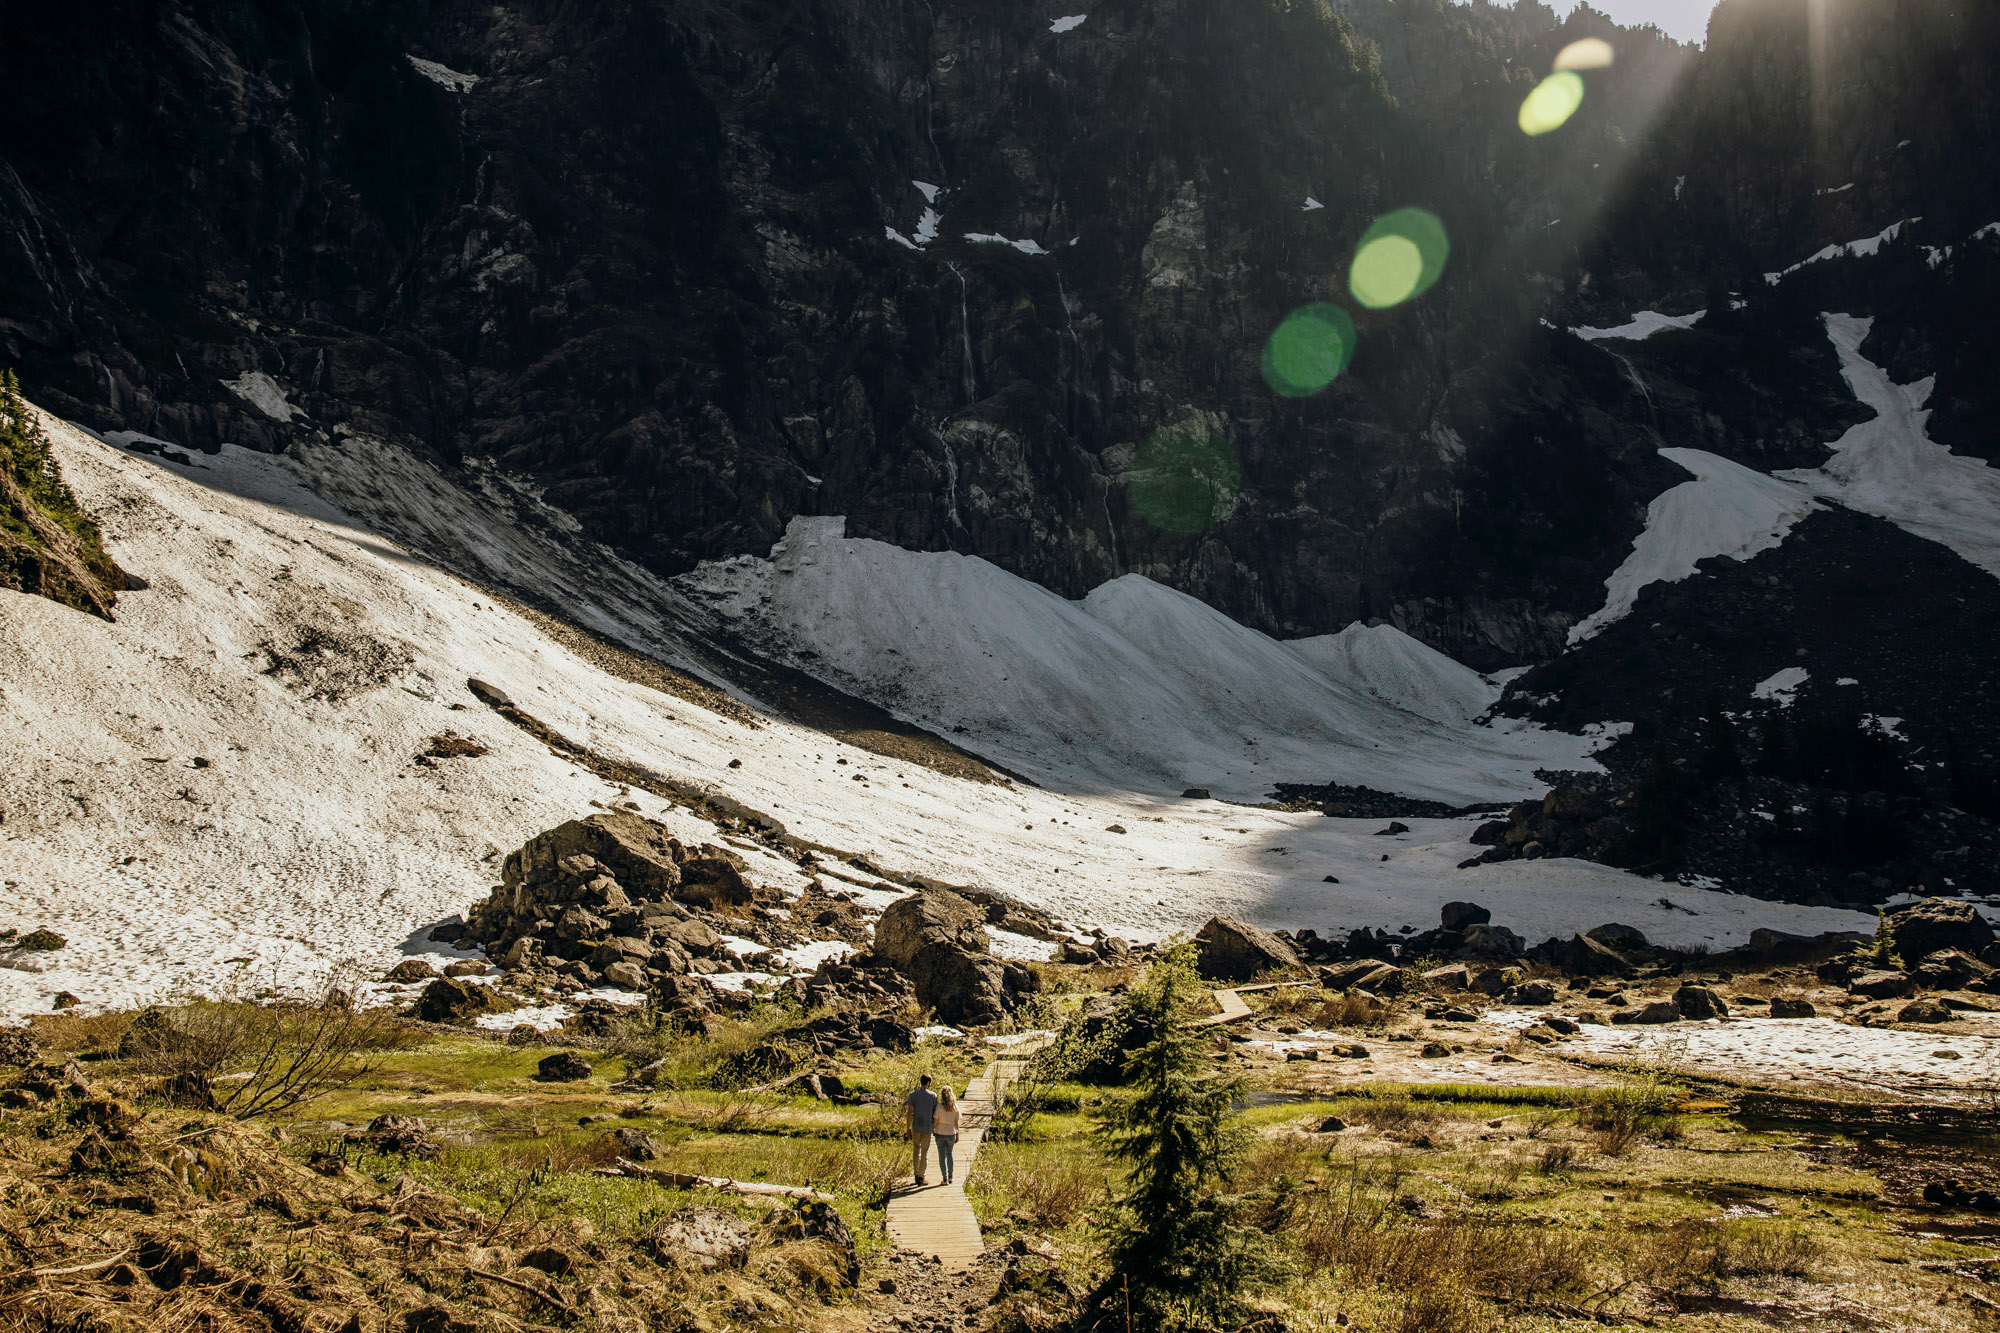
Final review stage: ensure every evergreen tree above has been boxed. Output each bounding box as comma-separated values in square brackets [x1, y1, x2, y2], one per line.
[1093, 941, 1285, 1329]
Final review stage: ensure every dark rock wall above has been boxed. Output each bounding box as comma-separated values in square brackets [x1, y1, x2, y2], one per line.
[0, 0, 1992, 667]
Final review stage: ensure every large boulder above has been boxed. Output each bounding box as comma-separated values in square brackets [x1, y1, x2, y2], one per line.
[647, 1207, 751, 1272]
[1768, 996, 1817, 1019]
[413, 978, 512, 1024]
[1849, 970, 1914, 999]
[1454, 924, 1524, 959]
[1673, 985, 1729, 1020]
[874, 889, 1012, 1025]
[1320, 959, 1399, 992]
[1439, 902, 1491, 932]
[1886, 901, 1995, 963]
[1194, 916, 1299, 981]
[506, 811, 683, 901]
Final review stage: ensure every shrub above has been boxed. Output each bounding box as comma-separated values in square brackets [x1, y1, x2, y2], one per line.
[119, 981, 402, 1118]
[1634, 1218, 1819, 1293]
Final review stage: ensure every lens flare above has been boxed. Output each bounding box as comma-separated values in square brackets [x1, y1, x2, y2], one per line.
[1347, 208, 1450, 309]
[1262, 304, 1357, 397]
[1553, 37, 1614, 72]
[1519, 71, 1585, 136]
[1131, 421, 1242, 534]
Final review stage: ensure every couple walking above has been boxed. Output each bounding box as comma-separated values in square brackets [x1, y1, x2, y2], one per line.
[903, 1073, 961, 1187]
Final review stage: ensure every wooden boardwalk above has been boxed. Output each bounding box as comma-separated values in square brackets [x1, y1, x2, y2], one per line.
[883, 1058, 1028, 1269]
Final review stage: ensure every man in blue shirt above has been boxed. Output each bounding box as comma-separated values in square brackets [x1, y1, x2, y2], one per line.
[905, 1074, 939, 1186]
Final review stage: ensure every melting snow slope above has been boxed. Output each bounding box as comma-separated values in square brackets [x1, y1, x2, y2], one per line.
[1570, 449, 1819, 644]
[681, 518, 1613, 805]
[1777, 313, 2000, 581]
[0, 414, 1880, 1022]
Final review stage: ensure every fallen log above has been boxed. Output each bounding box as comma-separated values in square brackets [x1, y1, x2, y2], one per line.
[593, 1158, 836, 1202]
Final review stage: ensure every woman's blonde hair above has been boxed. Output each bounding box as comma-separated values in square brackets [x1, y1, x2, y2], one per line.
[939, 1086, 957, 1111]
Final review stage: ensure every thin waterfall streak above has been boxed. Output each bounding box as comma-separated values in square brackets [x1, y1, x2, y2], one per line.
[936, 420, 964, 531]
[948, 262, 977, 403]
[1098, 475, 1121, 573]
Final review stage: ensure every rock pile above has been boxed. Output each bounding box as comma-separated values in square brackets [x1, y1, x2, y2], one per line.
[463, 811, 781, 993]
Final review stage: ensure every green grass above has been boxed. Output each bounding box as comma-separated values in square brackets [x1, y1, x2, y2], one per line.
[0, 370, 122, 617]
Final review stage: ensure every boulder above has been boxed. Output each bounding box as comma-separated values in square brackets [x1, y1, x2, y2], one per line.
[647, 1207, 751, 1272]
[1439, 902, 1491, 932]
[1849, 970, 1914, 999]
[761, 1199, 859, 1286]
[1455, 924, 1524, 958]
[413, 977, 512, 1024]
[1420, 1041, 1451, 1057]
[1586, 923, 1649, 948]
[1913, 949, 1988, 990]
[1545, 932, 1635, 976]
[1320, 959, 1398, 992]
[1194, 916, 1299, 982]
[536, 1052, 593, 1082]
[1421, 964, 1472, 991]
[873, 889, 1011, 1025]
[355, 1114, 441, 1160]
[1471, 967, 1518, 997]
[1673, 985, 1729, 1020]
[1885, 900, 1994, 962]
[1896, 997, 1956, 1025]
[602, 961, 648, 991]
[385, 959, 438, 983]
[1769, 996, 1817, 1018]
[1611, 1000, 1680, 1025]
[677, 851, 759, 909]
[509, 811, 682, 900]
[610, 1126, 667, 1160]
[1506, 980, 1557, 1006]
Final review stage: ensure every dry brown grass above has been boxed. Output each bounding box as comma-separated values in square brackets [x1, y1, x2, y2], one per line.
[968, 1140, 1110, 1229]
[1632, 1218, 1820, 1294]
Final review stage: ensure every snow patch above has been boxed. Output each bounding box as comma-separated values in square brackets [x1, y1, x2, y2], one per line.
[964, 233, 1048, 256]
[1571, 309, 1704, 342]
[1752, 667, 1809, 707]
[1764, 218, 1918, 284]
[223, 371, 296, 422]
[405, 55, 479, 94]
[1568, 449, 1819, 644]
[1302, 196, 1324, 212]
[1050, 15, 1087, 34]
[913, 181, 941, 203]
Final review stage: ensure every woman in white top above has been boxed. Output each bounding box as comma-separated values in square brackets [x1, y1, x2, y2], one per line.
[932, 1086, 961, 1184]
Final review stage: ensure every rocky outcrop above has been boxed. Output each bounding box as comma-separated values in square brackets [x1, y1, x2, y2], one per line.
[871, 889, 1023, 1026]
[464, 812, 778, 993]
[1194, 917, 1300, 982]
[1885, 901, 1995, 962]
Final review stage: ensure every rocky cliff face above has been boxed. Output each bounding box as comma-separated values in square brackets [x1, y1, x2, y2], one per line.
[0, 0, 1993, 671]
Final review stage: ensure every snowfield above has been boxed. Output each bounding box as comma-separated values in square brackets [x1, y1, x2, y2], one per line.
[680, 516, 1613, 805]
[0, 410, 1879, 1022]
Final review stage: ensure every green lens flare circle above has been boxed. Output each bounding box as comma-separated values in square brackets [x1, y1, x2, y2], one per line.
[1262, 304, 1357, 397]
[1348, 208, 1449, 310]
[1519, 70, 1585, 136]
[1130, 422, 1243, 534]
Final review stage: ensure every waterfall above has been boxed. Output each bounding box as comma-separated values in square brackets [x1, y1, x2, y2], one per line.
[948, 261, 977, 403]
[935, 420, 964, 531]
[1612, 352, 1655, 415]
[1097, 474, 1121, 573]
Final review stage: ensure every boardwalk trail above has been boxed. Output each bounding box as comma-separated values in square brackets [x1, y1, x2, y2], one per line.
[883, 1058, 1028, 1269]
